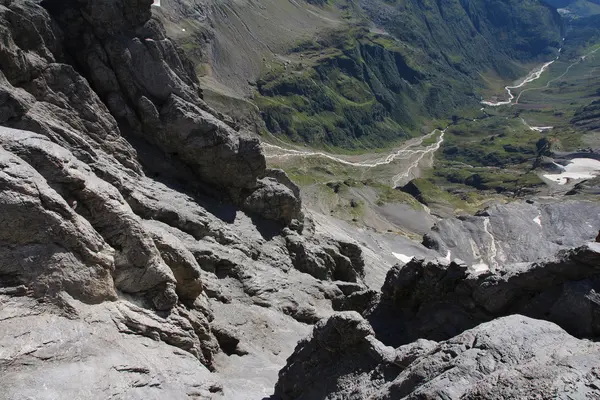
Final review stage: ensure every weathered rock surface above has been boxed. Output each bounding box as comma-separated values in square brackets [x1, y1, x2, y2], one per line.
[275, 313, 600, 400]
[0, 146, 116, 303]
[1, 1, 600, 399]
[284, 228, 365, 283]
[0, 127, 179, 309]
[424, 200, 600, 270]
[2, 0, 300, 225]
[0, 295, 221, 399]
[371, 242, 600, 345]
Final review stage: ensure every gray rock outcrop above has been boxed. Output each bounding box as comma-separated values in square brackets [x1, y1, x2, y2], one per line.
[275, 313, 600, 400]
[370, 243, 600, 345]
[423, 200, 600, 269]
[2, 0, 301, 225]
[0, 145, 116, 304]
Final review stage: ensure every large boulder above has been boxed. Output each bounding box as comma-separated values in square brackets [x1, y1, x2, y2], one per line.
[284, 229, 365, 282]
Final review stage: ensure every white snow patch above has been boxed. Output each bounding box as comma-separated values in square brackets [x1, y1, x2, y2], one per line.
[482, 217, 498, 271]
[152, 0, 161, 6]
[445, 250, 451, 262]
[529, 126, 553, 132]
[533, 215, 542, 227]
[392, 252, 414, 264]
[543, 158, 600, 185]
[471, 263, 490, 273]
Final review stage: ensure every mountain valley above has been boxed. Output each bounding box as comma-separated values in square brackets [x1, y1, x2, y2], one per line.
[0, 0, 599, 399]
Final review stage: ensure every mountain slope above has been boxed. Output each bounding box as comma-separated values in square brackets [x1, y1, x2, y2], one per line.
[1, 1, 599, 399]
[254, 0, 563, 147]
[154, 0, 562, 148]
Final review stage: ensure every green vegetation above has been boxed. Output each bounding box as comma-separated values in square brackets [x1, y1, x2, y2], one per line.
[434, 166, 545, 193]
[400, 177, 498, 213]
[255, 0, 563, 149]
[442, 118, 541, 168]
[255, 26, 418, 149]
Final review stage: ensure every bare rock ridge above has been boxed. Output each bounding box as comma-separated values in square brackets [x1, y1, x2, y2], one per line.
[0, 0, 368, 395]
[276, 243, 600, 399]
[3, 0, 301, 225]
[275, 313, 600, 399]
[372, 243, 600, 344]
[1, 0, 600, 399]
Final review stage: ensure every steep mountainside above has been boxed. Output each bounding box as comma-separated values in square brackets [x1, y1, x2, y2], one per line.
[0, 1, 599, 399]
[156, 0, 562, 148]
[541, 0, 600, 18]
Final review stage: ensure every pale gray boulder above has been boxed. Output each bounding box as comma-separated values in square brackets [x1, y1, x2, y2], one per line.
[284, 228, 365, 283]
[243, 178, 301, 225]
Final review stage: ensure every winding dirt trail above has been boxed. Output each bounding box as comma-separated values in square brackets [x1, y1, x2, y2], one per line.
[263, 128, 444, 167]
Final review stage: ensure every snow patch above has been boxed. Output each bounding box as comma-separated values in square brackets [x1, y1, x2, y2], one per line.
[533, 215, 542, 227]
[529, 126, 553, 132]
[543, 158, 600, 185]
[471, 263, 490, 273]
[152, 0, 161, 6]
[445, 250, 451, 263]
[392, 252, 414, 264]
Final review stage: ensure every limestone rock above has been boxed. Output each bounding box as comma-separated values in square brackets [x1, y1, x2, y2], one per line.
[0, 146, 116, 303]
[243, 178, 301, 225]
[371, 243, 600, 345]
[274, 312, 382, 400]
[284, 229, 365, 283]
[143, 219, 204, 303]
[0, 127, 178, 309]
[275, 314, 600, 399]
[0, 1, 141, 174]
[0, 295, 221, 398]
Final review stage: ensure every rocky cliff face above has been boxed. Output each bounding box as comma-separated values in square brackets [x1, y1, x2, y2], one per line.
[0, 1, 371, 397]
[2, 0, 301, 224]
[1, 1, 599, 399]
[276, 241, 600, 399]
